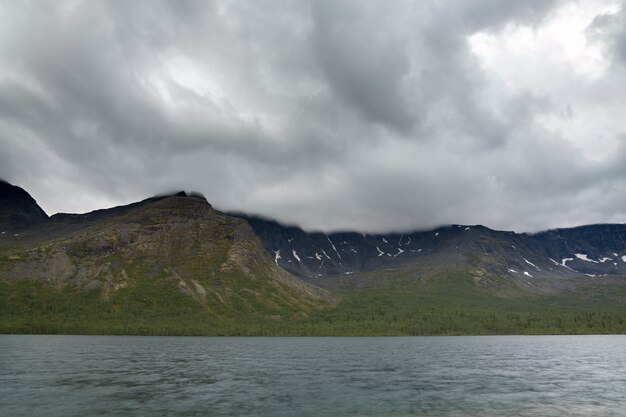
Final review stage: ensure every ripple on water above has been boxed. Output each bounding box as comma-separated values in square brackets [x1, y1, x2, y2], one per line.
[1, 335, 625, 417]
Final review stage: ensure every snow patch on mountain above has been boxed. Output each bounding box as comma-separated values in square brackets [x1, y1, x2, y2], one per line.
[575, 254, 598, 263]
[327, 237, 342, 260]
[524, 258, 540, 271]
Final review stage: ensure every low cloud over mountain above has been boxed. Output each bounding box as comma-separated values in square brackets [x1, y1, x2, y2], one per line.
[1, 0, 626, 232]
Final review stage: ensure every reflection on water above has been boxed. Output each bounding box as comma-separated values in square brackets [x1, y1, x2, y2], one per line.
[1, 335, 625, 416]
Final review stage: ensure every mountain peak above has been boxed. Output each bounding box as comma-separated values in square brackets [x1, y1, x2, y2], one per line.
[153, 190, 210, 205]
[0, 180, 48, 231]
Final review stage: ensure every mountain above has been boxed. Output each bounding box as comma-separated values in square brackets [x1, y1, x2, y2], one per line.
[535, 225, 626, 275]
[234, 214, 626, 296]
[0, 180, 48, 231]
[2, 181, 626, 335]
[0, 183, 334, 334]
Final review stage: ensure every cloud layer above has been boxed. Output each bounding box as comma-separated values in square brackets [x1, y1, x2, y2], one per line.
[1, 0, 625, 232]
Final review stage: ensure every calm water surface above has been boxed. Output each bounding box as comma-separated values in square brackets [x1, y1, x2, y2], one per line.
[1, 335, 625, 416]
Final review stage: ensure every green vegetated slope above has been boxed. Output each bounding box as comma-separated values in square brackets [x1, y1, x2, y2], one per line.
[0, 195, 335, 335]
[1, 180, 626, 336]
[2, 260, 626, 335]
[291, 270, 626, 336]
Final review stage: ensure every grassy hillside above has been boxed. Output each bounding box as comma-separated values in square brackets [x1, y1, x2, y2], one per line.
[2, 268, 625, 336]
[291, 271, 626, 335]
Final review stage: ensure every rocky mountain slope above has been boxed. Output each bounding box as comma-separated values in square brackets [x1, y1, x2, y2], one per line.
[0, 182, 334, 330]
[2, 180, 626, 335]
[235, 214, 626, 296]
[0, 180, 48, 231]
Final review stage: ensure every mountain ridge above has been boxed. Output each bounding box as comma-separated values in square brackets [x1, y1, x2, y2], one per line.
[3, 179, 626, 291]
[0, 182, 336, 334]
[2, 180, 626, 335]
[232, 213, 626, 296]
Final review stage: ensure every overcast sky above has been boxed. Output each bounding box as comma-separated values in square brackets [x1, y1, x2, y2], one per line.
[1, 0, 626, 233]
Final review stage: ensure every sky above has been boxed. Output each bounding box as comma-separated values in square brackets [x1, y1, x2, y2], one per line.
[1, 0, 626, 233]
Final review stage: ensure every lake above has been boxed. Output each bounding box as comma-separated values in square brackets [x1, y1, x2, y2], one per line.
[1, 335, 625, 416]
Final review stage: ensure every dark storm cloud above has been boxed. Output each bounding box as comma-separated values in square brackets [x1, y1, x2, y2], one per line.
[1, 0, 625, 232]
[310, 1, 417, 132]
[588, 1, 626, 64]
